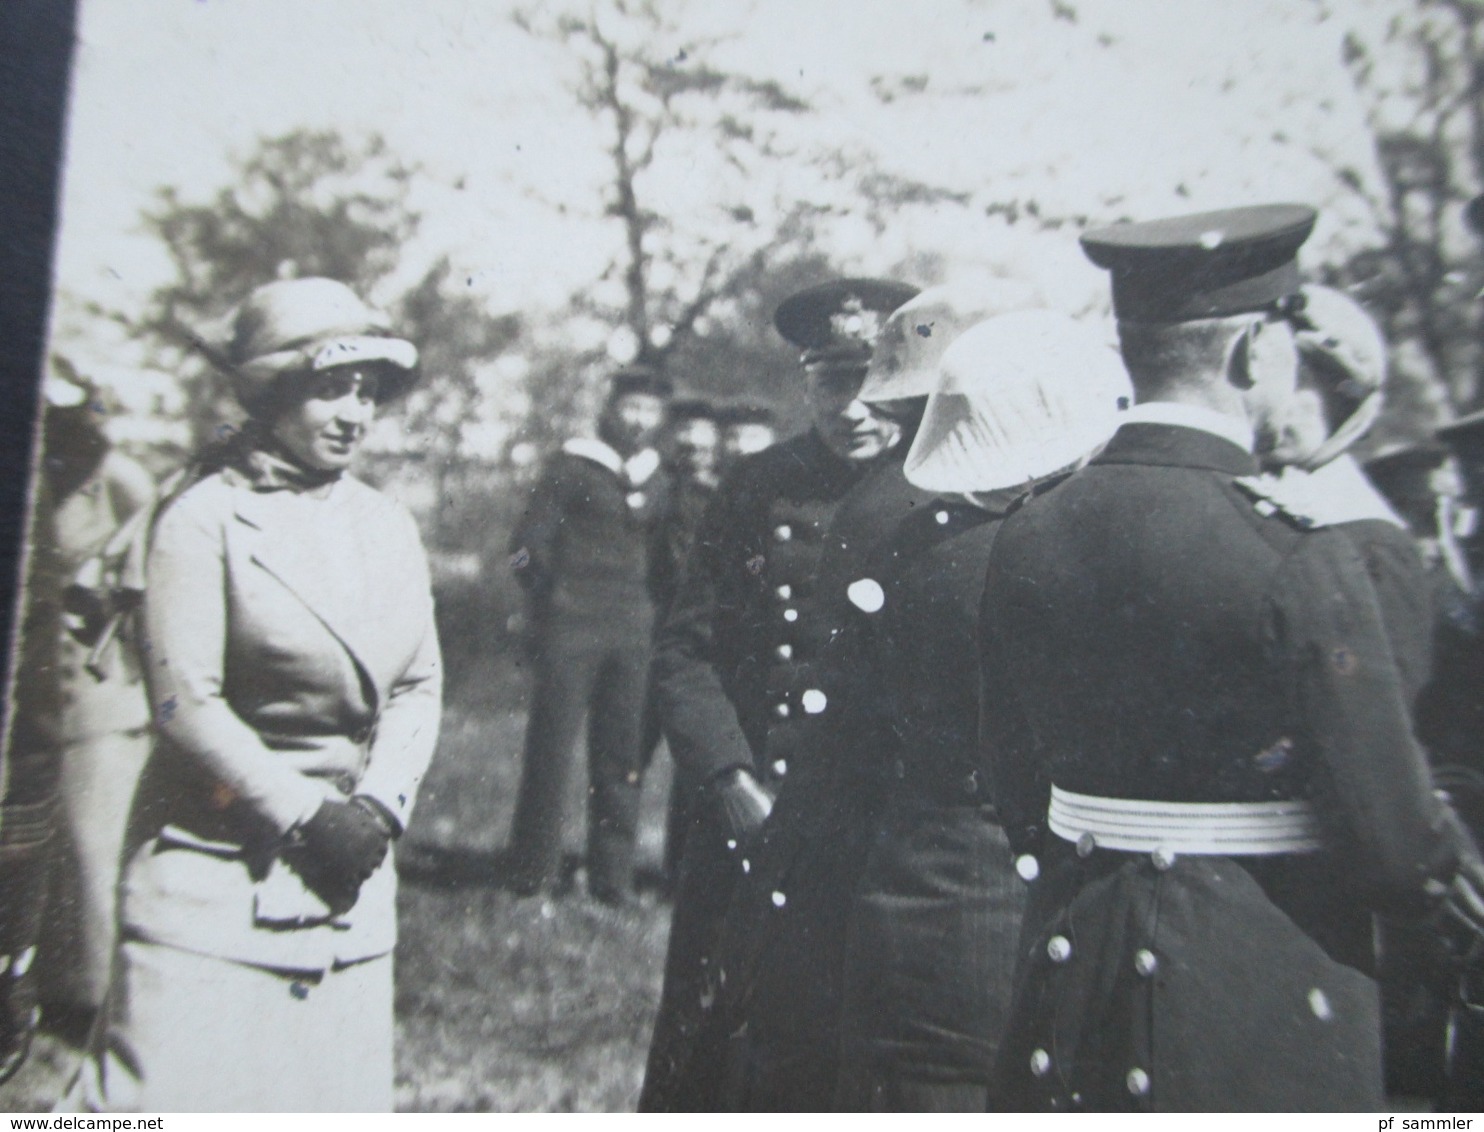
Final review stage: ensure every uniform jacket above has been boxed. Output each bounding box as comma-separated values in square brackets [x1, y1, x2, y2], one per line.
[510, 440, 670, 629]
[642, 433, 898, 1111]
[121, 465, 442, 971]
[980, 422, 1457, 1111]
[653, 429, 871, 785]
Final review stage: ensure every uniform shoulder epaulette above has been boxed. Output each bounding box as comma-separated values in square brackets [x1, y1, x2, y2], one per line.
[1232, 474, 1326, 530]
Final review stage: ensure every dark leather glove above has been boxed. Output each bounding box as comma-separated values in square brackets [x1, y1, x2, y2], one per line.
[283, 797, 393, 917]
[710, 768, 774, 843]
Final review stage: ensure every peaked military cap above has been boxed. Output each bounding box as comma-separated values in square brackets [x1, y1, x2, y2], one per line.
[774, 278, 921, 365]
[1081, 204, 1317, 323]
[610, 364, 674, 400]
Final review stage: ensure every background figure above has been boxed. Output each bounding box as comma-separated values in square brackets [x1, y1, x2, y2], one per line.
[641, 278, 917, 1111]
[833, 309, 1130, 1111]
[34, 369, 156, 1032]
[1259, 285, 1449, 1101]
[506, 368, 673, 904]
[716, 402, 778, 475]
[66, 277, 441, 1112]
[646, 396, 723, 889]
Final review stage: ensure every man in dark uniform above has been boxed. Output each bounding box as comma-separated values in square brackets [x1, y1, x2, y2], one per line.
[505, 367, 673, 904]
[639, 278, 918, 1111]
[981, 204, 1484, 1111]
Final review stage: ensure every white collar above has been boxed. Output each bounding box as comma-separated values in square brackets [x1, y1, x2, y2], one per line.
[1294, 455, 1407, 529]
[1121, 402, 1254, 453]
[562, 437, 661, 486]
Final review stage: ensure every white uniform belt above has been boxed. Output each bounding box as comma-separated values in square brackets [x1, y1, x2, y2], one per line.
[1048, 785, 1323, 856]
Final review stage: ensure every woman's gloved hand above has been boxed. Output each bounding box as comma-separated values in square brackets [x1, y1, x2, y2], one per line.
[283, 797, 395, 916]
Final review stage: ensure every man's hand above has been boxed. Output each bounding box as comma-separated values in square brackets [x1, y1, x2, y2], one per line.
[1443, 855, 1484, 946]
[283, 797, 393, 916]
[711, 768, 774, 842]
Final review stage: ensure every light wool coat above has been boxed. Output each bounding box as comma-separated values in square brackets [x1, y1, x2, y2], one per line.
[121, 467, 442, 971]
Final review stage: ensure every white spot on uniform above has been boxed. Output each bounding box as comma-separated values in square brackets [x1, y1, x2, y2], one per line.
[12, 947, 35, 976]
[1046, 935, 1072, 963]
[1127, 1067, 1151, 1096]
[771, 890, 787, 908]
[772, 759, 788, 776]
[1029, 1049, 1052, 1077]
[802, 689, 828, 714]
[1308, 988, 1333, 1021]
[1015, 854, 1040, 881]
[783, 608, 799, 623]
[935, 510, 950, 524]
[847, 578, 885, 613]
[1198, 229, 1225, 250]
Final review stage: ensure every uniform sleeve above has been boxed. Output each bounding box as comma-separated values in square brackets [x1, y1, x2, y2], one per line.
[1342, 520, 1434, 707]
[356, 511, 442, 833]
[1275, 530, 1457, 912]
[652, 478, 759, 782]
[978, 567, 1049, 859]
[142, 491, 326, 834]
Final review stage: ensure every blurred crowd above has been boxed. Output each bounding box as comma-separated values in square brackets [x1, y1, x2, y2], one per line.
[6, 193, 1484, 1113]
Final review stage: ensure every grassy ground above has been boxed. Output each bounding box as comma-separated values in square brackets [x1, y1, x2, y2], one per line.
[0, 675, 677, 1113]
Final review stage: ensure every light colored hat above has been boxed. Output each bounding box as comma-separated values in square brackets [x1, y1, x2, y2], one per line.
[905, 310, 1132, 494]
[857, 280, 1038, 405]
[225, 278, 418, 411]
[1292, 284, 1386, 469]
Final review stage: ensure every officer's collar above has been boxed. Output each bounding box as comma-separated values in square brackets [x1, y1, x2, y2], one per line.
[1121, 402, 1254, 454]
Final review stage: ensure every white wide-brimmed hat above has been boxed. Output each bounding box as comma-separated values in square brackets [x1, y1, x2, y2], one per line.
[857, 279, 1039, 405]
[905, 310, 1132, 494]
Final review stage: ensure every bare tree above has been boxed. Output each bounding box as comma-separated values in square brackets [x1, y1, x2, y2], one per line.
[1335, 0, 1484, 430]
[513, 1, 815, 382]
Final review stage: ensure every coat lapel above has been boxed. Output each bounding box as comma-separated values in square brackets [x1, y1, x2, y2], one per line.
[232, 484, 398, 705]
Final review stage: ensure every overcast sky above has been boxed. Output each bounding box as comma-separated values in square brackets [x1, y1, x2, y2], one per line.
[52, 0, 1402, 381]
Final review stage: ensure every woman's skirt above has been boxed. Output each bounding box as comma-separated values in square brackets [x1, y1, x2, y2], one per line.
[65, 939, 394, 1112]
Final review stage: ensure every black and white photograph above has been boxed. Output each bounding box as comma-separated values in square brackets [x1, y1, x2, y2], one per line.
[3, 0, 1484, 1114]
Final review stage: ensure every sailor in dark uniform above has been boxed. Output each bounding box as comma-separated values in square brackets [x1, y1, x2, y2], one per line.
[981, 204, 1484, 1112]
[506, 367, 673, 904]
[829, 308, 1132, 1111]
[639, 277, 919, 1111]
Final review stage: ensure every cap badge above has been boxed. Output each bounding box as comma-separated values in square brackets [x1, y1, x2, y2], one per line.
[829, 296, 884, 347]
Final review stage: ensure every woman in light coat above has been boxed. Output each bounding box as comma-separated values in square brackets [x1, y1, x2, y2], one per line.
[68, 277, 442, 1112]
